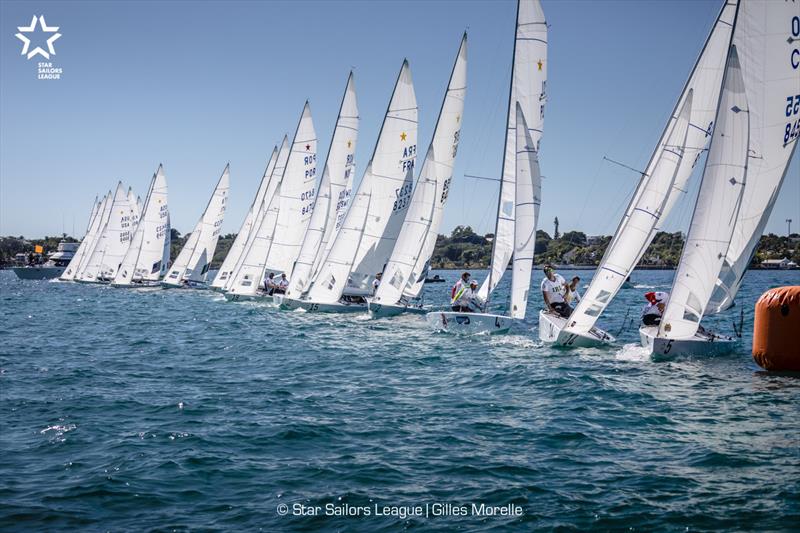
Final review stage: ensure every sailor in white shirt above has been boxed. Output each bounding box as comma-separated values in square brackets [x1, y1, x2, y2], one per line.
[565, 276, 582, 304]
[452, 279, 480, 312]
[274, 273, 289, 294]
[372, 272, 382, 295]
[541, 265, 571, 318]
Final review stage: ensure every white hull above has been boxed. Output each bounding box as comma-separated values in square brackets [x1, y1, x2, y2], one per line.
[111, 279, 162, 288]
[367, 300, 427, 319]
[538, 310, 615, 347]
[224, 291, 273, 303]
[11, 267, 65, 280]
[425, 311, 512, 334]
[161, 280, 209, 290]
[280, 297, 368, 314]
[639, 325, 738, 358]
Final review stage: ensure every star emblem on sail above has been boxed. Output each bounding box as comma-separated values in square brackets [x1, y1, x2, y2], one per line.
[15, 15, 61, 60]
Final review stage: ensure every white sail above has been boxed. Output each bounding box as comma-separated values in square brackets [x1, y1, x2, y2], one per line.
[61, 196, 101, 281]
[225, 140, 290, 294]
[165, 165, 230, 284]
[306, 183, 373, 303]
[128, 188, 140, 231]
[708, 0, 800, 312]
[560, 0, 738, 336]
[112, 165, 170, 285]
[288, 74, 359, 298]
[510, 103, 539, 319]
[265, 102, 318, 275]
[212, 143, 281, 289]
[74, 191, 113, 279]
[373, 35, 467, 305]
[659, 45, 749, 340]
[479, 0, 547, 301]
[80, 181, 136, 281]
[345, 60, 418, 293]
[563, 93, 694, 335]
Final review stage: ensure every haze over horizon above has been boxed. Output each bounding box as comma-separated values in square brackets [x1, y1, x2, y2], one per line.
[1, 0, 798, 240]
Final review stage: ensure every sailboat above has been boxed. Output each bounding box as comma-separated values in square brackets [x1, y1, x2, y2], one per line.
[368, 34, 467, 319]
[111, 165, 170, 287]
[163, 165, 230, 288]
[78, 181, 137, 283]
[543, 0, 737, 348]
[642, 0, 798, 357]
[281, 59, 418, 313]
[211, 145, 280, 292]
[61, 195, 103, 281]
[426, 0, 546, 334]
[225, 103, 316, 301]
[279, 72, 359, 305]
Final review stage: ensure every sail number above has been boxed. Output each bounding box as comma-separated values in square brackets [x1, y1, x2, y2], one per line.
[440, 177, 451, 204]
[300, 187, 316, 216]
[400, 145, 417, 172]
[393, 182, 413, 212]
[785, 95, 800, 144]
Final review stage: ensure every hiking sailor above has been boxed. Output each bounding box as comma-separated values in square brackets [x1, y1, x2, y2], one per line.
[372, 272, 383, 295]
[641, 291, 669, 326]
[451, 278, 480, 312]
[565, 276, 582, 305]
[273, 273, 289, 295]
[541, 265, 571, 318]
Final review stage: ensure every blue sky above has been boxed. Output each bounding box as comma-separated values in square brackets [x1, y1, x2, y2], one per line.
[1, 0, 798, 239]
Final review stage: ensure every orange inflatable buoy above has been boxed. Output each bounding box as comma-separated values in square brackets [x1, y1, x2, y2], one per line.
[752, 286, 800, 371]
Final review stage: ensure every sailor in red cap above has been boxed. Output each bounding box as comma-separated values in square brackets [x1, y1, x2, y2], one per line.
[641, 291, 670, 326]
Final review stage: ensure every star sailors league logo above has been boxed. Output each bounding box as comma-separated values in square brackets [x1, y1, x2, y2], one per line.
[15, 15, 64, 80]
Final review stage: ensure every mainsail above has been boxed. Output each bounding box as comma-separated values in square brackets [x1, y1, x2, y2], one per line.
[373, 34, 467, 306]
[80, 181, 136, 281]
[74, 191, 113, 279]
[165, 165, 230, 284]
[112, 165, 170, 285]
[287, 73, 359, 298]
[61, 195, 101, 281]
[307, 60, 417, 302]
[265, 103, 318, 276]
[707, 0, 800, 312]
[478, 0, 547, 302]
[211, 142, 281, 290]
[510, 103, 540, 319]
[561, 0, 738, 337]
[659, 45, 749, 339]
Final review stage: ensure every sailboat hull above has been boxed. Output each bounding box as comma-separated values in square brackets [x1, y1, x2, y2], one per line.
[539, 311, 615, 347]
[280, 297, 367, 313]
[367, 300, 427, 319]
[425, 312, 511, 334]
[224, 292, 273, 303]
[639, 325, 738, 358]
[161, 279, 209, 290]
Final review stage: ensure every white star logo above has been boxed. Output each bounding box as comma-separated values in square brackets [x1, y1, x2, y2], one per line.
[15, 15, 61, 60]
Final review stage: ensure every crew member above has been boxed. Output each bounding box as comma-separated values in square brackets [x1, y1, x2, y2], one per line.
[641, 291, 669, 326]
[372, 272, 382, 295]
[541, 265, 571, 318]
[566, 276, 582, 304]
[263, 273, 276, 294]
[273, 273, 289, 294]
[452, 279, 480, 312]
[451, 272, 471, 302]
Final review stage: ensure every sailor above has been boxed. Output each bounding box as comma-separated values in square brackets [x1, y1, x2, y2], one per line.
[263, 272, 276, 294]
[451, 272, 471, 302]
[273, 273, 289, 294]
[541, 265, 571, 318]
[451, 279, 480, 312]
[372, 272, 383, 295]
[565, 276, 582, 304]
[641, 291, 669, 326]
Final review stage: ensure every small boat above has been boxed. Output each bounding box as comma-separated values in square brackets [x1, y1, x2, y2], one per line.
[427, 0, 546, 335]
[11, 241, 79, 280]
[111, 165, 170, 288]
[424, 275, 446, 283]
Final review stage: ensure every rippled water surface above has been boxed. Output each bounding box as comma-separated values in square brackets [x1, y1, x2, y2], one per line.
[1, 268, 798, 531]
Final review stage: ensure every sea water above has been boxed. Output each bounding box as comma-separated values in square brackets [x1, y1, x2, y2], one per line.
[1, 269, 798, 531]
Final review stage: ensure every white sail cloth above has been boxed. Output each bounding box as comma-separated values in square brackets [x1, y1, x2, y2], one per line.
[708, 0, 800, 312]
[659, 45, 749, 340]
[479, 0, 547, 302]
[61, 196, 102, 281]
[80, 181, 137, 281]
[373, 35, 467, 306]
[112, 165, 170, 285]
[166, 165, 230, 284]
[211, 144, 279, 290]
[307, 60, 418, 303]
[287, 75, 358, 298]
